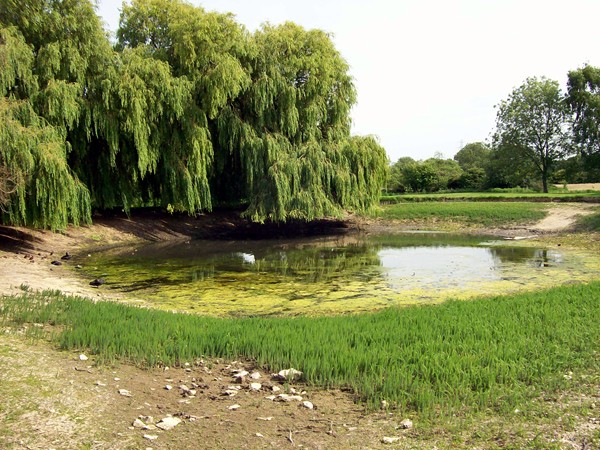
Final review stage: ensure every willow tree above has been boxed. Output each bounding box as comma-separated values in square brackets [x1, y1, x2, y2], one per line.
[116, 0, 252, 213]
[215, 22, 388, 222]
[0, 0, 123, 228]
[0, 25, 91, 229]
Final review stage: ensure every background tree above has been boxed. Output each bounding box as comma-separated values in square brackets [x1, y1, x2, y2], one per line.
[424, 156, 463, 191]
[566, 65, 600, 179]
[453, 142, 491, 190]
[493, 77, 572, 192]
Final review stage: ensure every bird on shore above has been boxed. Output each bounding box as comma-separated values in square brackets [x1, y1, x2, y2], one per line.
[61, 252, 72, 261]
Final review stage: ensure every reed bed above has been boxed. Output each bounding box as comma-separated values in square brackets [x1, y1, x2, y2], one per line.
[1, 282, 599, 415]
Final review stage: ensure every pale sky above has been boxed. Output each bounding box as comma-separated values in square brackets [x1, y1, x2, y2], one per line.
[96, 0, 600, 163]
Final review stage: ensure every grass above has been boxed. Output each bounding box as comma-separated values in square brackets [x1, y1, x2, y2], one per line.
[372, 201, 547, 226]
[381, 189, 600, 203]
[1, 281, 599, 416]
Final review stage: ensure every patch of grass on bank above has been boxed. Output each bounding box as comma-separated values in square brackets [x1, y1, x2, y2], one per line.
[373, 201, 547, 226]
[380, 190, 600, 203]
[2, 282, 599, 416]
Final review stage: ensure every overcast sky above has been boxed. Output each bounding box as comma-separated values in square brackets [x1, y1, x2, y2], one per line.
[96, 0, 600, 162]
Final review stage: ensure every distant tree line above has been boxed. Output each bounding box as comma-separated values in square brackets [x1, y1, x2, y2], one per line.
[0, 0, 388, 230]
[388, 74, 600, 193]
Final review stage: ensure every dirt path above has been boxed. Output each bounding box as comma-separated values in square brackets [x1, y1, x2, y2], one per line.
[530, 203, 596, 232]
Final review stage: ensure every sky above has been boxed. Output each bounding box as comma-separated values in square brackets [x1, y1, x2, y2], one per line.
[95, 0, 600, 162]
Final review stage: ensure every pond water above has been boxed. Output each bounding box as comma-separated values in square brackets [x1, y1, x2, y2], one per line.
[81, 233, 600, 316]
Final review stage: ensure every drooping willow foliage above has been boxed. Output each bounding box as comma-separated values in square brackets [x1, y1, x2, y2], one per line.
[0, 0, 388, 229]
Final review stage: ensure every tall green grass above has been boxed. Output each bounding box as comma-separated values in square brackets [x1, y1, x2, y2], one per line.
[373, 201, 546, 226]
[2, 282, 599, 416]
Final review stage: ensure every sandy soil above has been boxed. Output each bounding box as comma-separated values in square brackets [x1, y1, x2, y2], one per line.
[0, 204, 598, 449]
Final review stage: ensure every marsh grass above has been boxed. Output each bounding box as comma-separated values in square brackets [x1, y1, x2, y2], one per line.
[373, 201, 547, 226]
[1, 282, 599, 416]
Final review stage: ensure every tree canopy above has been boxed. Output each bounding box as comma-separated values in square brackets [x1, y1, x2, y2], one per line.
[0, 0, 388, 229]
[493, 77, 572, 193]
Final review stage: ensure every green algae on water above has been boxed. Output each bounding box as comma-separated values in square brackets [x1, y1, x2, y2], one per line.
[76, 233, 600, 316]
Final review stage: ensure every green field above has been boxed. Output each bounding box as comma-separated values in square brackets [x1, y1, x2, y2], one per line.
[2, 281, 599, 415]
[381, 190, 600, 203]
[373, 201, 547, 226]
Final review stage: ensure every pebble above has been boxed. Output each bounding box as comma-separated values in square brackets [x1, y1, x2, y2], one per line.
[143, 434, 158, 441]
[118, 389, 132, 397]
[228, 404, 241, 410]
[249, 382, 262, 391]
[250, 372, 261, 380]
[156, 416, 182, 431]
[302, 401, 314, 410]
[382, 436, 401, 444]
[399, 418, 413, 429]
[79, 354, 88, 361]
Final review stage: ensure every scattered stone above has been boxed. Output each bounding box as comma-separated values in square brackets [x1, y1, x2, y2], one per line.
[90, 278, 105, 287]
[228, 404, 241, 410]
[274, 368, 303, 381]
[382, 436, 401, 444]
[264, 395, 276, 401]
[249, 382, 262, 391]
[179, 384, 196, 396]
[118, 389, 132, 397]
[133, 418, 146, 429]
[399, 419, 413, 429]
[257, 417, 273, 421]
[223, 389, 239, 397]
[164, 385, 172, 390]
[272, 386, 281, 393]
[156, 416, 182, 431]
[380, 400, 388, 409]
[256, 433, 264, 437]
[302, 401, 314, 410]
[277, 393, 303, 402]
[143, 434, 158, 441]
[75, 264, 83, 269]
[78, 354, 88, 361]
[233, 370, 249, 383]
[95, 381, 106, 387]
[139, 415, 155, 424]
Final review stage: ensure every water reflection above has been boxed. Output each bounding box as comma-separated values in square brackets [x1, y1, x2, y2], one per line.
[85, 233, 599, 316]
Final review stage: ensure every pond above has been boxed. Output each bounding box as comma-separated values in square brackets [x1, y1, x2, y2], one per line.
[80, 232, 600, 316]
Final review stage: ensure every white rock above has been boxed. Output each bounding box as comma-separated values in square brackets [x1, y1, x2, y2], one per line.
[380, 400, 388, 409]
[164, 385, 172, 390]
[249, 382, 262, 391]
[275, 368, 302, 381]
[118, 389, 132, 397]
[264, 395, 276, 401]
[227, 385, 242, 391]
[302, 401, 314, 410]
[156, 416, 182, 431]
[95, 381, 106, 387]
[228, 404, 241, 410]
[256, 433, 264, 437]
[382, 436, 401, 444]
[272, 386, 281, 393]
[133, 419, 146, 428]
[257, 417, 273, 421]
[143, 434, 158, 440]
[250, 372, 261, 380]
[277, 394, 303, 402]
[399, 419, 413, 429]
[223, 389, 239, 397]
[79, 354, 88, 361]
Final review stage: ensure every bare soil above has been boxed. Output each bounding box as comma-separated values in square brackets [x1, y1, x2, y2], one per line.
[0, 204, 598, 449]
